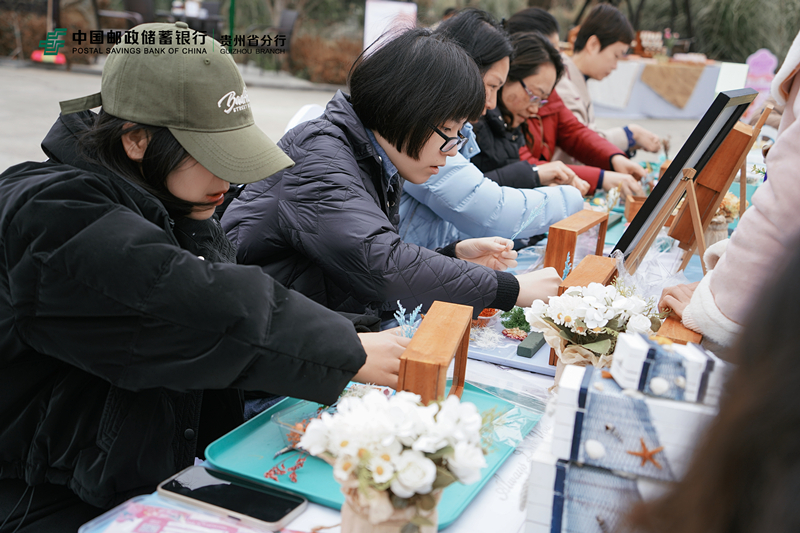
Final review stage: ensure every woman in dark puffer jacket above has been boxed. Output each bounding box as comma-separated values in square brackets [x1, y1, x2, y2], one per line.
[223, 28, 562, 322]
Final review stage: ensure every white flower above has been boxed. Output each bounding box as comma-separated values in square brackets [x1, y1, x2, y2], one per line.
[446, 442, 486, 485]
[583, 307, 609, 330]
[626, 313, 653, 334]
[389, 450, 437, 498]
[333, 455, 358, 483]
[298, 414, 331, 456]
[369, 455, 395, 484]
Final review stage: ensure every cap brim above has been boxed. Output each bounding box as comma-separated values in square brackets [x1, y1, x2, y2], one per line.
[169, 124, 294, 184]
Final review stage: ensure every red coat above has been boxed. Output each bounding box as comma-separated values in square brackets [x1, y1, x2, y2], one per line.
[518, 89, 625, 194]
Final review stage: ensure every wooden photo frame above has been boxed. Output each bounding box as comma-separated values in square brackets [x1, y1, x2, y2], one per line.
[613, 88, 757, 265]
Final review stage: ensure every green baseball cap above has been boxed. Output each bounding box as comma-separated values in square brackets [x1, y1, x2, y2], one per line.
[59, 21, 293, 184]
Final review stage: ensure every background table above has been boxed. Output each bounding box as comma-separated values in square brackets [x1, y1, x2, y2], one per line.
[588, 58, 749, 120]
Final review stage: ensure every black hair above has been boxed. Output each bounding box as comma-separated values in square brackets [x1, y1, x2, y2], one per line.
[573, 4, 634, 53]
[505, 31, 564, 84]
[79, 111, 213, 218]
[434, 8, 513, 75]
[505, 7, 560, 39]
[442, 7, 457, 18]
[498, 32, 564, 135]
[348, 27, 484, 160]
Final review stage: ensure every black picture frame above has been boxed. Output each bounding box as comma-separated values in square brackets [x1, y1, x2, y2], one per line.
[613, 88, 758, 258]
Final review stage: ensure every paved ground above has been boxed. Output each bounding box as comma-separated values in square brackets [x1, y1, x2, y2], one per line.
[0, 59, 696, 173]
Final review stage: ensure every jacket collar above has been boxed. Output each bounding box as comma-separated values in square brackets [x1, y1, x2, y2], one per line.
[323, 91, 382, 164]
[534, 89, 565, 118]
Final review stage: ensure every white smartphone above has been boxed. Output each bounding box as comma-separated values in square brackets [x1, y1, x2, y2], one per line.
[157, 465, 307, 531]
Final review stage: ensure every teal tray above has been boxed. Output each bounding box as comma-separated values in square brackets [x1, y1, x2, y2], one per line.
[205, 382, 541, 529]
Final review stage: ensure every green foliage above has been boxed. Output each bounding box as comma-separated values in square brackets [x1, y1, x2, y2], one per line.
[501, 307, 531, 333]
[633, 0, 799, 63]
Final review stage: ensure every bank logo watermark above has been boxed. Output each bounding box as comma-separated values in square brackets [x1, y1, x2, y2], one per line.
[39, 28, 66, 55]
[42, 28, 288, 56]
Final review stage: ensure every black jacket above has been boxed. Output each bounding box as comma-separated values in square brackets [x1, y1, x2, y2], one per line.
[222, 91, 518, 318]
[0, 111, 368, 508]
[472, 108, 542, 189]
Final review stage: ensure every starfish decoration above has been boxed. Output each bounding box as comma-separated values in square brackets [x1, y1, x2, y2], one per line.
[626, 437, 664, 469]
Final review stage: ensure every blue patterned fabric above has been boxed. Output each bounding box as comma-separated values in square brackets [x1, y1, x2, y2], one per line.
[552, 460, 642, 533]
[573, 369, 675, 482]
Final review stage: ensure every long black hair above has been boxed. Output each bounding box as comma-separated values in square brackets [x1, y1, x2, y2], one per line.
[434, 8, 513, 75]
[79, 111, 213, 218]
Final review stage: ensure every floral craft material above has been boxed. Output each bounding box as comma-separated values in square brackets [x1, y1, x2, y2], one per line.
[298, 390, 490, 533]
[500, 307, 531, 333]
[525, 281, 664, 369]
[471, 307, 500, 328]
[394, 301, 423, 339]
[502, 328, 528, 341]
[469, 326, 505, 348]
[265, 452, 307, 483]
[715, 191, 747, 222]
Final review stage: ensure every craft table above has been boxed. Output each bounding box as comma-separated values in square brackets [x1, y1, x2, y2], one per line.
[587, 58, 749, 120]
[280, 361, 555, 533]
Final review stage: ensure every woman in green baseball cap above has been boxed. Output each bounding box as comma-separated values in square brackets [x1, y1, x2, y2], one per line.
[0, 21, 408, 531]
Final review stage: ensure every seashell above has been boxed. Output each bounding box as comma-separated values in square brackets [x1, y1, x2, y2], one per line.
[674, 376, 686, 389]
[585, 439, 606, 460]
[649, 377, 670, 396]
[593, 382, 605, 392]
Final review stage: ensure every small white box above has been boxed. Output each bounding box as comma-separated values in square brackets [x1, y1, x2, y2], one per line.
[553, 365, 717, 481]
[610, 333, 730, 405]
[526, 428, 670, 533]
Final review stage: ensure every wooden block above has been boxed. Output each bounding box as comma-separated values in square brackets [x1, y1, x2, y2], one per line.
[624, 195, 647, 222]
[517, 331, 546, 358]
[656, 316, 702, 345]
[544, 209, 609, 277]
[397, 301, 472, 405]
[558, 255, 618, 295]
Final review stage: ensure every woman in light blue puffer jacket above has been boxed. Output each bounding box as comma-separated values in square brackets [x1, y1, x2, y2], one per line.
[399, 9, 585, 251]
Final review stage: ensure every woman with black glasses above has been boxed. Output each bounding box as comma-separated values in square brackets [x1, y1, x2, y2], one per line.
[222, 27, 562, 324]
[473, 31, 646, 199]
[399, 8, 585, 252]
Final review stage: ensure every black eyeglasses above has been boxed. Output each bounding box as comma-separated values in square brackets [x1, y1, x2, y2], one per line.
[519, 79, 549, 106]
[428, 124, 467, 153]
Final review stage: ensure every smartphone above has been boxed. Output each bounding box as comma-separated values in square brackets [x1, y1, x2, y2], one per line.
[157, 465, 307, 531]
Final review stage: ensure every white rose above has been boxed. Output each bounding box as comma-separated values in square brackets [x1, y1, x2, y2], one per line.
[446, 442, 487, 485]
[626, 313, 653, 334]
[389, 450, 437, 498]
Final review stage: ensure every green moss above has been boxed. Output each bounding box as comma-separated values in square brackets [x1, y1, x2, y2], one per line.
[500, 307, 530, 333]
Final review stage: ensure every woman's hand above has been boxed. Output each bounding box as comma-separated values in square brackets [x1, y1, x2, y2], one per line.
[570, 176, 591, 196]
[538, 161, 578, 186]
[456, 237, 518, 271]
[611, 154, 646, 180]
[514, 267, 562, 307]
[603, 171, 644, 198]
[354, 331, 412, 388]
[658, 282, 700, 319]
[628, 124, 661, 152]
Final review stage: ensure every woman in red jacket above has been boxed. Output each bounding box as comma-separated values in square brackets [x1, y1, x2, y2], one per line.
[517, 84, 645, 197]
[473, 31, 645, 198]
